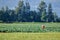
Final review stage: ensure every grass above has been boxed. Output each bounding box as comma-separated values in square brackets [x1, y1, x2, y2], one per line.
[0, 22, 60, 27]
[0, 22, 60, 32]
[0, 22, 60, 40]
[0, 32, 60, 40]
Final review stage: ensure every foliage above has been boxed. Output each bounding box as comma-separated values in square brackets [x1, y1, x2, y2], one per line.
[0, 0, 60, 22]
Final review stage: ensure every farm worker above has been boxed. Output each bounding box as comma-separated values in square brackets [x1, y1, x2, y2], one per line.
[42, 25, 45, 29]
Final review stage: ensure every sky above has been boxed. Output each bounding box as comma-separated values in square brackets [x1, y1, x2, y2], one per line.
[0, 0, 60, 17]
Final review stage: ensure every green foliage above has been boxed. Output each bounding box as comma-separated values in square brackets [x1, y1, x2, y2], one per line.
[0, 0, 59, 22]
[41, 9, 47, 22]
[39, 1, 47, 9]
[47, 3, 54, 22]
[53, 12, 58, 22]
[38, 1, 47, 22]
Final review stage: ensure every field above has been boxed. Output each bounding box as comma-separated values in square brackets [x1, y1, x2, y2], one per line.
[0, 22, 60, 32]
[0, 32, 60, 40]
[0, 22, 60, 40]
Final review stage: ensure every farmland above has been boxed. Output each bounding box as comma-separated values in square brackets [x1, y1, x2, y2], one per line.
[0, 32, 60, 40]
[0, 22, 60, 32]
[0, 22, 60, 40]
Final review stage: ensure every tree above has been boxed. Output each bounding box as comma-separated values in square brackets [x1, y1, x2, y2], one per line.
[0, 0, 59, 22]
[0, 7, 5, 22]
[38, 1, 47, 22]
[1, 7, 5, 22]
[41, 9, 47, 22]
[2, 6, 10, 22]
[23, 0, 30, 22]
[57, 17, 60, 22]
[48, 3, 54, 22]
[25, 0, 30, 13]
[53, 12, 58, 22]
[15, 0, 25, 22]
[29, 11, 37, 22]
[9, 10, 16, 22]
[0, 10, 3, 22]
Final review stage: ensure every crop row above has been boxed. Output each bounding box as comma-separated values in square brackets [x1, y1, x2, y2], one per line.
[0, 25, 60, 32]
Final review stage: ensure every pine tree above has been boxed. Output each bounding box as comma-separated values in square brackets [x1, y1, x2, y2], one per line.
[24, 0, 30, 22]
[25, 0, 30, 13]
[38, 1, 47, 22]
[41, 9, 47, 22]
[0, 7, 5, 22]
[15, 0, 25, 22]
[48, 3, 54, 22]
[53, 12, 58, 22]
[3, 6, 9, 22]
[1, 6, 9, 22]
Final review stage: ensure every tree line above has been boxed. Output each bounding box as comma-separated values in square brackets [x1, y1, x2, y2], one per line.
[0, 1, 60, 23]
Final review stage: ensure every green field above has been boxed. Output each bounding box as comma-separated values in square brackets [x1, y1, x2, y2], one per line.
[0, 23, 60, 40]
[0, 32, 60, 40]
[0, 22, 60, 32]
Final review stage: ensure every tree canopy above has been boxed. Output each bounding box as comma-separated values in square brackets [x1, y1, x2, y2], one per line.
[0, 1, 59, 23]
